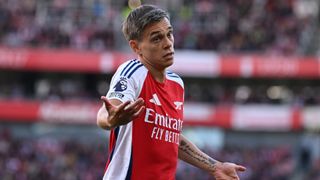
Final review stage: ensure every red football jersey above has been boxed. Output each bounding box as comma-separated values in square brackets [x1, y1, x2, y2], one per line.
[103, 59, 184, 180]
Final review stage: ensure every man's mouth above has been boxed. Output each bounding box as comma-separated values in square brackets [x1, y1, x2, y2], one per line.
[163, 52, 174, 58]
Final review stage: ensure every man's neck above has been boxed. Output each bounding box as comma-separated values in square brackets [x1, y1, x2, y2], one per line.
[140, 59, 166, 83]
[149, 69, 166, 83]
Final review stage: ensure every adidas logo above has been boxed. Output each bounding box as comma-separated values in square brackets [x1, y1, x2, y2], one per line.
[149, 93, 161, 106]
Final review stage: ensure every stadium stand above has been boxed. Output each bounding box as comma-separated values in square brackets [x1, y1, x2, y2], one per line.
[1, 0, 320, 179]
[0, 0, 318, 54]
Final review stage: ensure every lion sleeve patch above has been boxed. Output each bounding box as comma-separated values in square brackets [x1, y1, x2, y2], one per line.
[113, 77, 128, 92]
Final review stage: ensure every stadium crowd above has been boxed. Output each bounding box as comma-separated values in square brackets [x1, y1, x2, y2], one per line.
[1, 73, 320, 106]
[0, 0, 317, 54]
[0, 129, 106, 180]
[184, 81, 320, 106]
[0, 129, 319, 180]
[1, 0, 319, 105]
[1, 0, 320, 179]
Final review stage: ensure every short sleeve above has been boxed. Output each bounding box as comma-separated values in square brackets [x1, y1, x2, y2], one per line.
[106, 60, 146, 103]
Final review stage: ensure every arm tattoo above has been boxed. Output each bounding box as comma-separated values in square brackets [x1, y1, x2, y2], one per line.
[179, 139, 218, 170]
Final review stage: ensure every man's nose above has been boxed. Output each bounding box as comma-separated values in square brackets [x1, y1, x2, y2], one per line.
[163, 37, 173, 49]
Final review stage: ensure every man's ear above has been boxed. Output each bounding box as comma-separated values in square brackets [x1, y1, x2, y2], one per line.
[129, 40, 142, 56]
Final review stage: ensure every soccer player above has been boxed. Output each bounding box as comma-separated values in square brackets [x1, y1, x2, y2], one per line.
[97, 5, 246, 180]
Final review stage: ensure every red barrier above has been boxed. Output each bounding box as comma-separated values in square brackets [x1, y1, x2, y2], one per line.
[39, 101, 99, 124]
[0, 100, 40, 122]
[1, 47, 320, 78]
[0, 100, 312, 131]
[0, 47, 127, 73]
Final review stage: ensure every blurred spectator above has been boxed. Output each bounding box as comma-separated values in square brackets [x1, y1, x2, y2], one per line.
[1, 71, 320, 105]
[0, 0, 317, 55]
[1, 128, 319, 180]
[0, 129, 106, 180]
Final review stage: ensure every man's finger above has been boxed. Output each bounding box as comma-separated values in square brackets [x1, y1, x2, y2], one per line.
[132, 106, 145, 117]
[117, 101, 131, 111]
[126, 104, 143, 115]
[124, 98, 144, 110]
[215, 174, 238, 180]
[125, 98, 144, 114]
[101, 96, 113, 110]
[235, 165, 246, 172]
[229, 174, 239, 179]
[126, 99, 144, 112]
[222, 171, 239, 179]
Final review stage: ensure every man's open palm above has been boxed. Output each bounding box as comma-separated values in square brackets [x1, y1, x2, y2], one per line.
[101, 96, 145, 128]
[212, 162, 246, 180]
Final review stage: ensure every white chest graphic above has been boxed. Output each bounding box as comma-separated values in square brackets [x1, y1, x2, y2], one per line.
[174, 101, 183, 110]
[149, 93, 162, 106]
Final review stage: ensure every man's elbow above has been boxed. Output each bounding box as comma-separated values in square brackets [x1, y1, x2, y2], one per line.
[97, 121, 109, 130]
[96, 109, 113, 130]
[97, 117, 113, 130]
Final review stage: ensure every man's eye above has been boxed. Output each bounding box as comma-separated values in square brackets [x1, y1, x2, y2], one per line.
[152, 37, 161, 42]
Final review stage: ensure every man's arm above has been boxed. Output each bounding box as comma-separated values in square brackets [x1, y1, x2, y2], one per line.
[178, 134, 246, 180]
[178, 134, 218, 171]
[97, 96, 144, 130]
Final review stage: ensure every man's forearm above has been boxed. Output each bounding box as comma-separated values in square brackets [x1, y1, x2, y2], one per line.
[97, 105, 113, 130]
[178, 135, 219, 173]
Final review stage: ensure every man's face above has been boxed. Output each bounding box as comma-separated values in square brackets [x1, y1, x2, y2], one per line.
[134, 18, 174, 70]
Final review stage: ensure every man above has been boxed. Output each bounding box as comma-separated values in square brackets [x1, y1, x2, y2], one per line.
[97, 5, 245, 180]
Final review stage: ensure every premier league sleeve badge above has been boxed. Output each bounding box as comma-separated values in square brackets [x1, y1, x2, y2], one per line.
[113, 77, 128, 92]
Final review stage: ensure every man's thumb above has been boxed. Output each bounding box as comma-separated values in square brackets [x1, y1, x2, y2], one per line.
[235, 165, 246, 172]
[101, 96, 112, 110]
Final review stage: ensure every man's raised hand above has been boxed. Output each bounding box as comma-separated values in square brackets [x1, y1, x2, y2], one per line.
[100, 96, 145, 129]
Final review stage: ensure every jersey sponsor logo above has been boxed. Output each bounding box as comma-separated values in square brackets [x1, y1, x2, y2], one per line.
[174, 101, 183, 110]
[144, 108, 183, 145]
[149, 93, 161, 106]
[108, 92, 124, 99]
[113, 77, 127, 92]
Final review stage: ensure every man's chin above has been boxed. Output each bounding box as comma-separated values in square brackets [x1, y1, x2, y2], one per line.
[165, 58, 174, 66]
[164, 61, 173, 69]
[155, 58, 174, 70]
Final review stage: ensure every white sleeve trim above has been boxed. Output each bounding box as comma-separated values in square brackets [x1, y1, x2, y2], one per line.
[166, 71, 184, 89]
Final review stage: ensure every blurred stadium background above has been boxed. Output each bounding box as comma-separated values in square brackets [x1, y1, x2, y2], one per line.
[0, 0, 320, 179]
